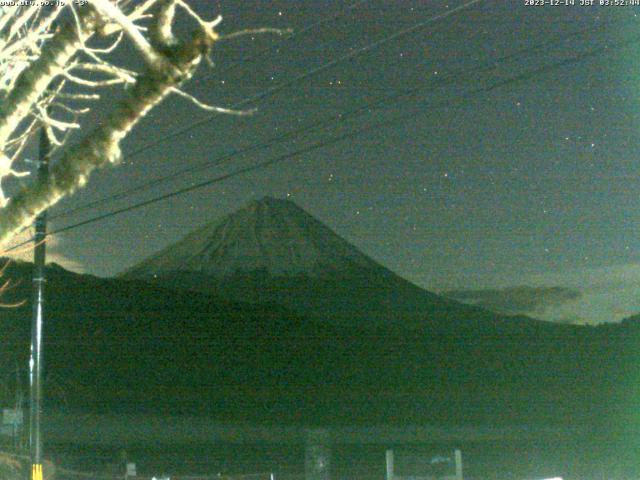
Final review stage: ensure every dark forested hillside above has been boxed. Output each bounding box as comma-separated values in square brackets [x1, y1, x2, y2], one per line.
[0, 259, 638, 432]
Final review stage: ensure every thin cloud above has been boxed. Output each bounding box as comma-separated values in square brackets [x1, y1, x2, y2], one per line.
[442, 286, 581, 318]
[522, 264, 640, 325]
[0, 228, 85, 273]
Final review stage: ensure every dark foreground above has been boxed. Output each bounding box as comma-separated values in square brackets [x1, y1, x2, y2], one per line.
[21, 413, 638, 480]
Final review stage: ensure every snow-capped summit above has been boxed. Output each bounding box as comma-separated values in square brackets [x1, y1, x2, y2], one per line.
[122, 196, 513, 329]
[124, 196, 381, 279]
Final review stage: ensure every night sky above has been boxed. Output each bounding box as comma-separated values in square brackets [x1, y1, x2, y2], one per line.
[8, 0, 640, 324]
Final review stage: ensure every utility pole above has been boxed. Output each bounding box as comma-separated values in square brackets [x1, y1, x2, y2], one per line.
[29, 123, 50, 480]
[385, 449, 394, 480]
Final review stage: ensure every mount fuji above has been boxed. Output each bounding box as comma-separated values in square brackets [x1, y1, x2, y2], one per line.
[0, 198, 635, 427]
[122, 196, 529, 330]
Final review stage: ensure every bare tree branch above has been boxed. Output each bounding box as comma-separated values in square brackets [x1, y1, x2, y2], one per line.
[0, 10, 220, 243]
[0, 9, 97, 148]
[0, 0, 270, 248]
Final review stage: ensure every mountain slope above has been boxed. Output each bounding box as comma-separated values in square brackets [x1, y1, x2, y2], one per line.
[122, 197, 536, 330]
[1, 198, 636, 429]
[1, 259, 638, 429]
[109, 197, 639, 427]
[125, 196, 380, 278]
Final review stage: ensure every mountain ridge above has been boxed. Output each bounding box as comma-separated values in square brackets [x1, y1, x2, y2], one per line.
[124, 196, 383, 279]
[122, 196, 473, 328]
[0, 257, 638, 428]
[1, 197, 635, 427]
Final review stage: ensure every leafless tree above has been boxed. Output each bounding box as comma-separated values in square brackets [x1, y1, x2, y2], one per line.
[0, 0, 276, 247]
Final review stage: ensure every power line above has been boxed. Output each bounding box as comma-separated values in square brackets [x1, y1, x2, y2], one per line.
[123, 0, 484, 159]
[7, 31, 636, 253]
[5, 0, 368, 233]
[50, 0, 486, 220]
[50, 15, 626, 222]
[3, 0, 485, 249]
